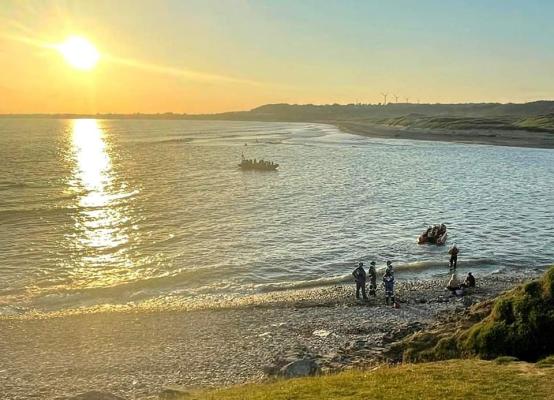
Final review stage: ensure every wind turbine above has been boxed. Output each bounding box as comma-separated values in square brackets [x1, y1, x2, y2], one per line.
[393, 94, 399, 103]
[381, 93, 388, 105]
[405, 97, 410, 103]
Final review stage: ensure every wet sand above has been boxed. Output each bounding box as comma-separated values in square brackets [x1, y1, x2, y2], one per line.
[335, 121, 554, 149]
[0, 271, 539, 400]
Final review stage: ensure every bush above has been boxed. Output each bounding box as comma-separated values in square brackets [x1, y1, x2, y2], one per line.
[461, 267, 554, 361]
[400, 267, 554, 363]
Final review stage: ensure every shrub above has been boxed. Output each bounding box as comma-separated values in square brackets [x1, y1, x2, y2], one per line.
[399, 267, 554, 363]
[461, 267, 554, 361]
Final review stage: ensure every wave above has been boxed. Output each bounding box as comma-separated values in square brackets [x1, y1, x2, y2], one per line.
[255, 258, 502, 293]
[139, 137, 194, 145]
[0, 180, 59, 191]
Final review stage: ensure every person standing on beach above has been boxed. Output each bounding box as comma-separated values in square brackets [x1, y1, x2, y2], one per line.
[385, 260, 394, 276]
[448, 244, 459, 269]
[352, 262, 368, 300]
[446, 273, 460, 294]
[368, 261, 377, 297]
[463, 272, 475, 288]
[383, 269, 395, 305]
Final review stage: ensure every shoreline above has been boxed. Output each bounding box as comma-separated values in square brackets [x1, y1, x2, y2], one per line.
[0, 271, 540, 399]
[334, 121, 554, 149]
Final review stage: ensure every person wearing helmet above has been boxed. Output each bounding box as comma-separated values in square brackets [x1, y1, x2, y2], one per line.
[352, 262, 368, 300]
[368, 261, 377, 297]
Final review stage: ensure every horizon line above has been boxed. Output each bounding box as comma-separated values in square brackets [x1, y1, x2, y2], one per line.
[2, 99, 554, 117]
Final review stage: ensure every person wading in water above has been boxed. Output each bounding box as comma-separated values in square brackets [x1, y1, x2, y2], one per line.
[448, 244, 459, 269]
[352, 262, 368, 300]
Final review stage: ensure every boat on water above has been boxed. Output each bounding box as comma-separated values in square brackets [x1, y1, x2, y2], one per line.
[418, 223, 447, 245]
[238, 156, 279, 171]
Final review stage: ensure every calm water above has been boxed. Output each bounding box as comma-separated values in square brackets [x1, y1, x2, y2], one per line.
[1, 119, 553, 316]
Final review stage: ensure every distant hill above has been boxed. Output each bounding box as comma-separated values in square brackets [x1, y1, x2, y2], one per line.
[3, 101, 554, 133]
[187, 101, 554, 122]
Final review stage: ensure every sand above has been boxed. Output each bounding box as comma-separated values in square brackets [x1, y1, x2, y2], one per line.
[335, 121, 554, 149]
[0, 270, 541, 400]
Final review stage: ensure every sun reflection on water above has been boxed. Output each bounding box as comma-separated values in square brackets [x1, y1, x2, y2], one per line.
[70, 119, 129, 260]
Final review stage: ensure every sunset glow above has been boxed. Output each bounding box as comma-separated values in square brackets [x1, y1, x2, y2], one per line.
[57, 36, 100, 71]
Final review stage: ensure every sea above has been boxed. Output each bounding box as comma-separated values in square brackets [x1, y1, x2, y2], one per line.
[1, 118, 553, 316]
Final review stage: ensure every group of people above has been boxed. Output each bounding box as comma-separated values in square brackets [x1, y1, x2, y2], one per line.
[426, 224, 446, 240]
[352, 244, 476, 305]
[352, 260, 397, 306]
[239, 155, 278, 169]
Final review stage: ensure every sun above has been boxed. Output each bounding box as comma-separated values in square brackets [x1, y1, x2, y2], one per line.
[57, 36, 100, 70]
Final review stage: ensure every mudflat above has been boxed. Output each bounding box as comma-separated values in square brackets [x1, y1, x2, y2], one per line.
[335, 121, 554, 149]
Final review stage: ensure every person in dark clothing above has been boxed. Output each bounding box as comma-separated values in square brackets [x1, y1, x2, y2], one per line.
[383, 270, 395, 305]
[352, 262, 368, 300]
[368, 261, 377, 296]
[448, 244, 459, 269]
[463, 272, 475, 288]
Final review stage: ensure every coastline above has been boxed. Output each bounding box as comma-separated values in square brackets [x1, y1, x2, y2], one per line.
[334, 121, 554, 149]
[0, 270, 540, 400]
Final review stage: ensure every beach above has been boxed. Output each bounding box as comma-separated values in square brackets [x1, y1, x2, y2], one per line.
[335, 121, 554, 149]
[0, 270, 540, 400]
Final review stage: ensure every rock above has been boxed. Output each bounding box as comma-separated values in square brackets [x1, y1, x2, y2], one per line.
[382, 322, 424, 344]
[312, 329, 331, 338]
[280, 359, 320, 378]
[159, 385, 193, 399]
[344, 339, 368, 351]
[66, 392, 124, 400]
[462, 296, 474, 307]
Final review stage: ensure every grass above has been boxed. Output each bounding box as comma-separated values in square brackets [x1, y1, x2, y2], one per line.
[176, 360, 554, 400]
[462, 267, 554, 361]
[374, 114, 554, 133]
[399, 267, 554, 362]
[537, 356, 554, 369]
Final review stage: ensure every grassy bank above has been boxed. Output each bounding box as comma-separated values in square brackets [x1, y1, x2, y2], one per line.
[176, 360, 554, 400]
[400, 267, 554, 362]
[372, 113, 554, 133]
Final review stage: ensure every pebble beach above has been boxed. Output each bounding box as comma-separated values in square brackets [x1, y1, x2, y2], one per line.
[0, 270, 540, 400]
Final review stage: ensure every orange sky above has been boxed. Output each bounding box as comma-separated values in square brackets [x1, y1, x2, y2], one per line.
[1, 1, 553, 114]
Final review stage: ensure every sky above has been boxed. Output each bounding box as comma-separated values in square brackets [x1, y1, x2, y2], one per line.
[1, 0, 554, 114]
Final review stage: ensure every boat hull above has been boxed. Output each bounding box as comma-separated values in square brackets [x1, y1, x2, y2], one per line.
[238, 164, 278, 171]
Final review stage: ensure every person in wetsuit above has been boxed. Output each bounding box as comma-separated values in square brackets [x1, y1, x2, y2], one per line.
[448, 244, 459, 269]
